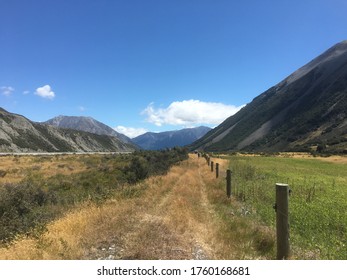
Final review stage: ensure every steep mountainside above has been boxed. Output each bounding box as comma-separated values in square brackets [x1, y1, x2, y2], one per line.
[45, 115, 133, 145]
[190, 41, 347, 153]
[133, 126, 211, 150]
[0, 108, 136, 153]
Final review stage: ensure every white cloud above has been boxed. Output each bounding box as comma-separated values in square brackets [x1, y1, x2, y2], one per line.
[142, 99, 245, 127]
[114, 126, 147, 138]
[35, 85, 55, 99]
[1, 86, 15, 96]
[23, 90, 30, 95]
[78, 106, 86, 112]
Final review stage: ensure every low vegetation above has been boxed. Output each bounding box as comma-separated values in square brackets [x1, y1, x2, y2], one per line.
[0, 153, 275, 260]
[0, 148, 188, 245]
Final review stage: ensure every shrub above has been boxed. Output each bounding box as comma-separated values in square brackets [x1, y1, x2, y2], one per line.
[0, 182, 57, 242]
[0, 170, 7, 178]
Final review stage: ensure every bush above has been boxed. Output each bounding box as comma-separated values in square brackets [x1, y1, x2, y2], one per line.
[0, 182, 57, 242]
[0, 170, 7, 178]
[124, 148, 188, 183]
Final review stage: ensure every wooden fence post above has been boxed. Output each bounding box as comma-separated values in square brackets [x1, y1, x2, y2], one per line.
[207, 157, 210, 166]
[216, 163, 219, 178]
[211, 161, 214, 172]
[274, 183, 290, 260]
[226, 169, 232, 198]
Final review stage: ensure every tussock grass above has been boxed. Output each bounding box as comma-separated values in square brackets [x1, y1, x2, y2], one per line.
[0, 158, 208, 259]
[0, 155, 86, 184]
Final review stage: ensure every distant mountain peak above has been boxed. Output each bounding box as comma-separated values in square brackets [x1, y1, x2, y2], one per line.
[44, 115, 135, 146]
[133, 126, 211, 150]
[285, 40, 347, 85]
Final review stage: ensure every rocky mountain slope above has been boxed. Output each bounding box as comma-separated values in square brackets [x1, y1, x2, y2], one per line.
[190, 41, 347, 153]
[0, 108, 136, 153]
[45, 115, 133, 145]
[132, 126, 211, 150]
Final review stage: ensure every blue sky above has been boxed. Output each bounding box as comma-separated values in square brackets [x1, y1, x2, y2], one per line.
[1, 0, 347, 137]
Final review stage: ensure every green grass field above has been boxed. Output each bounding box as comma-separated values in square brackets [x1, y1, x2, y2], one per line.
[227, 155, 347, 259]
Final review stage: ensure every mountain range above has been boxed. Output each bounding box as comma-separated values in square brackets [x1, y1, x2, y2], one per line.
[2, 41, 346, 154]
[190, 41, 347, 154]
[0, 110, 211, 152]
[132, 126, 211, 150]
[0, 108, 136, 153]
[45, 116, 211, 150]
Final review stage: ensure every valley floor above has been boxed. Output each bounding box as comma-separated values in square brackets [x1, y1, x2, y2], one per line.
[0, 154, 275, 260]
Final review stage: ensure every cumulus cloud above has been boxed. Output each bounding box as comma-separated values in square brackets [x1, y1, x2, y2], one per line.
[142, 99, 245, 127]
[1, 86, 15, 96]
[114, 126, 147, 138]
[35, 85, 55, 99]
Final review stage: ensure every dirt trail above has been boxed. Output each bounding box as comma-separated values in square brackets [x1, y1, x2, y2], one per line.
[87, 154, 228, 260]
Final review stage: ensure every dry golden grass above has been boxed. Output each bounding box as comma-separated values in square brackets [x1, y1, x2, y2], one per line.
[231, 152, 347, 164]
[0, 154, 275, 260]
[274, 152, 347, 164]
[0, 155, 87, 184]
